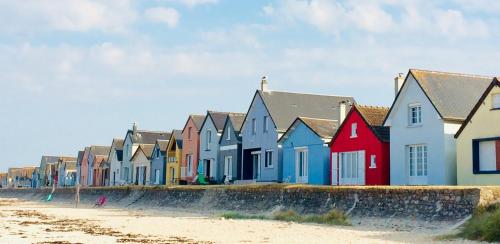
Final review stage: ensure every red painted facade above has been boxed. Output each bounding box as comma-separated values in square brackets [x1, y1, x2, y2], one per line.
[181, 115, 203, 183]
[330, 106, 390, 185]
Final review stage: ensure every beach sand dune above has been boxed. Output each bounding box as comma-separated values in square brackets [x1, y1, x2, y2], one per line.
[0, 198, 476, 244]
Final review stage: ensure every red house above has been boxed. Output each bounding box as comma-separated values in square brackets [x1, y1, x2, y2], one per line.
[330, 105, 390, 185]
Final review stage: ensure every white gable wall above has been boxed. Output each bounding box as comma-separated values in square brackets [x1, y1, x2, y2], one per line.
[385, 74, 452, 185]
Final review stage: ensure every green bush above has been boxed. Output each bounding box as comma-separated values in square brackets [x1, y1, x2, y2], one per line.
[221, 212, 266, 220]
[459, 204, 500, 242]
[221, 209, 350, 226]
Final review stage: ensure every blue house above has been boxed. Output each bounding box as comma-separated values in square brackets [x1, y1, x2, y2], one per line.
[150, 139, 169, 185]
[279, 117, 338, 185]
[219, 113, 246, 183]
[240, 77, 355, 182]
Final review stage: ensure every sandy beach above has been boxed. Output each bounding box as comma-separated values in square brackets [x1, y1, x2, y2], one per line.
[0, 198, 478, 244]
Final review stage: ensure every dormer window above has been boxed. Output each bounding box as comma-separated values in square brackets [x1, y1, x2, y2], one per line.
[350, 123, 357, 138]
[408, 104, 422, 126]
[493, 94, 500, 109]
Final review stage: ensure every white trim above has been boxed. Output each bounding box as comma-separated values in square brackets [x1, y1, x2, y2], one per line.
[294, 146, 308, 150]
[220, 145, 238, 151]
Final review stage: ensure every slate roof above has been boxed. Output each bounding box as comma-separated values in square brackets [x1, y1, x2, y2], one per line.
[299, 117, 339, 139]
[171, 129, 183, 149]
[111, 138, 124, 151]
[89, 146, 111, 156]
[407, 69, 493, 121]
[227, 113, 246, 132]
[133, 144, 155, 160]
[64, 161, 77, 171]
[156, 139, 170, 152]
[76, 151, 84, 165]
[191, 115, 206, 130]
[130, 130, 171, 144]
[356, 105, 389, 127]
[257, 90, 355, 132]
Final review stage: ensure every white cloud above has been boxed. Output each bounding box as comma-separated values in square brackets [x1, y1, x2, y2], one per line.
[166, 0, 218, 8]
[0, 0, 137, 33]
[435, 9, 489, 37]
[145, 7, 180, 28]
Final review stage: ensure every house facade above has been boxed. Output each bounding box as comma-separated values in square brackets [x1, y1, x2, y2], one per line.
[218, 113, 246, 183]
[76, 151, 84, 186]
[39, 156, 61, 187]
[455, 78, 500, 185]
[280, 117, 337, 185]
[122, 123, 170, 185]
[166, 130, 183, 185]
[131, 144, 154, 185]
[79, 148, 91, 187]
[384, 69, 492, 185]
[241, 78, 355, 182]
[87, 146, 110, 186]
[330, 105, 390, 186]
[150, 140, 169, 185]
[181, 115, 205, 184]
[108, 138, 124, 186]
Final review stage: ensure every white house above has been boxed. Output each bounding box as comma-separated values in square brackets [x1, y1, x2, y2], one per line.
[108, 138, 124, 186]
[384, 69, 492, 185]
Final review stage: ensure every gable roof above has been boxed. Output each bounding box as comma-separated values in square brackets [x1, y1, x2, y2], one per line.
[227, 113, 246, 132]
[330, 104, 391, 145]
[182, 114, 206, 133]
[385, 69, 493, 124]
[89, 146, 111, 156]
[279, 117, 339, 143]
[127, 130, 171, 144]
[245, 90, 355, 132]
[131, 144, 155, 161]
[156, 139, 170, 152]
[455, 78, 499, 138]
[169, 129, 183, 149]
[201, 111, 230, 133]
[111, 138, 124, 150]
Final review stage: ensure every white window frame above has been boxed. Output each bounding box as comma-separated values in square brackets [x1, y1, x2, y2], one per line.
[408, 104, 422, 126]
[224, 156, 233, 180]
[295, 147, 308, 183]
[369, 155, 376, 169]
[407, 144, 428, 185]
[226, 127, 231, 140]
[265, 150, 273, 168]
[263, 116, 269, 133]
[493, 93, 500, 109]
[187, 154, 193, 176]
[206, 129, 212, 150]
[350, 123, 358, 138]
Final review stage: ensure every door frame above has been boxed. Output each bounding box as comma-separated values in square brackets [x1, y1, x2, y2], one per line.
[295, 147, 308, 183]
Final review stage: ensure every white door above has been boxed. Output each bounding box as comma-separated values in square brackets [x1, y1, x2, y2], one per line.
[339, 151, 365, 185]
[251, 151, 261, 180]
[408, 145, 428, 185]
[331, 153, 338, 185]
[224, 156, 233, 181]
[295, 148, 308, 183]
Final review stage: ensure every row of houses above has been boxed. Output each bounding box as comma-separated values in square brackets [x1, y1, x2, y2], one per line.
[2, 69, 499, 188]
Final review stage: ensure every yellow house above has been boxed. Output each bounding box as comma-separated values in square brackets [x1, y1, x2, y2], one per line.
[166, 130, 183, 185]
[455, 78, 500, 185]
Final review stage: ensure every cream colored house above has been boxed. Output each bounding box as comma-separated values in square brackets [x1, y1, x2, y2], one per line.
[131, 144, 154, 186]
[455, 78, 500, 185]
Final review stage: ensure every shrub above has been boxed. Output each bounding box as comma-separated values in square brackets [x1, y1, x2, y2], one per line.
[458, 203, 500, 242]
[221, 212, 265, 220]
[272, 210, 351, 226]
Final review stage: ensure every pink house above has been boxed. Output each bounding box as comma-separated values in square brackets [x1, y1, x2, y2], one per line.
[181, 114, 205, 184]
[80, 147, 91, 187]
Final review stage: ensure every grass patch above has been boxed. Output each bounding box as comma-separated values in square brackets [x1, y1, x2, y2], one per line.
[457, 203, 500, 242]
[221, 209, 350, 226]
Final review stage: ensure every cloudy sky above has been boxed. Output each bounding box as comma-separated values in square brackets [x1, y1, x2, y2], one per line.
[1, 0, 500, 171]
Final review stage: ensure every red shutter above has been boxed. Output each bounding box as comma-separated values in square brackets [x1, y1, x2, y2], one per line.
[496, 140, 500, 170]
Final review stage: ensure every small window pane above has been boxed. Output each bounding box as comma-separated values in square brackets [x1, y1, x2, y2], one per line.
[493, 94, 500, 109]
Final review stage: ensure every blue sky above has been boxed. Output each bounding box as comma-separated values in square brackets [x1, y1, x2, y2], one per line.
[1, 0, 500, 171]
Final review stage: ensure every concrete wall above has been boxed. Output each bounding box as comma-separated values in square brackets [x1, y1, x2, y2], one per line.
[2, 185, 498, 221]
[457, 85, 500, 185]
[385, 74, 449, 185]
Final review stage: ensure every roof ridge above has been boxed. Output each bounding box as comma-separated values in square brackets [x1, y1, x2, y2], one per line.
[259, 89, 354, 99]
[298, 117, 337, 122]
[356, 104, 390, 110]
[410, 68, 492, 79]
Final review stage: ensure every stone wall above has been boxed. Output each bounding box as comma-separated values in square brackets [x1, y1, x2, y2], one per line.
[1, 185, 498, 221]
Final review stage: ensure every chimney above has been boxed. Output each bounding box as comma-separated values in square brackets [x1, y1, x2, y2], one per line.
[261, 75, 269, 92]
[339, 101, 347, 124]
[394, 73, 404, 96]
[132, 122, 137, 134]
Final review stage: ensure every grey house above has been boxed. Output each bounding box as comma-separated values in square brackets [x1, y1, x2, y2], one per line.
[150, 139, 169, 185]
[199, 111, 244, 183]
[240, 78, 355, 182]
[218, 113, 246, 183]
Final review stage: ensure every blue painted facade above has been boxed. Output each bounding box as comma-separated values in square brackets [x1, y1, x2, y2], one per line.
[150, 143, 166, 185]
[281, 122, 330, 185]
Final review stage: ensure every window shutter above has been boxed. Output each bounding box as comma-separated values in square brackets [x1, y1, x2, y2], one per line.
[357, 150, 365, 185]
[331, 153, 338, 185]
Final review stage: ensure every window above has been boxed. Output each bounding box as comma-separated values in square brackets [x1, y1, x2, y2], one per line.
[370, 155, 376, 168]
[493, 94, 500, 109]
[408, 105, 422, 126]
[206, 130, 212, 150]
[351, 123, 358, 138]
[473, 139, 500, 173]
[224, 156, 233, 180]
[252, 118, 256, 135]
[407, 145, 427, 177]
[265, 150, 273, 168]
[186, 154, 193, 176]
[227, 127, 231, 140]
[340, 152, 358, 179]
[188, 127, 192, 140]
[296, 149, 308, 178]
[263, 116, 269, 133]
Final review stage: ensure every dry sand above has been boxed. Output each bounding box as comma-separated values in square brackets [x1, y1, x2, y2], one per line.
[0, 198, 478, 244]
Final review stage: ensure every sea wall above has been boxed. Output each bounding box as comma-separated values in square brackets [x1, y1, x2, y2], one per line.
[1, 185, 499, 221]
